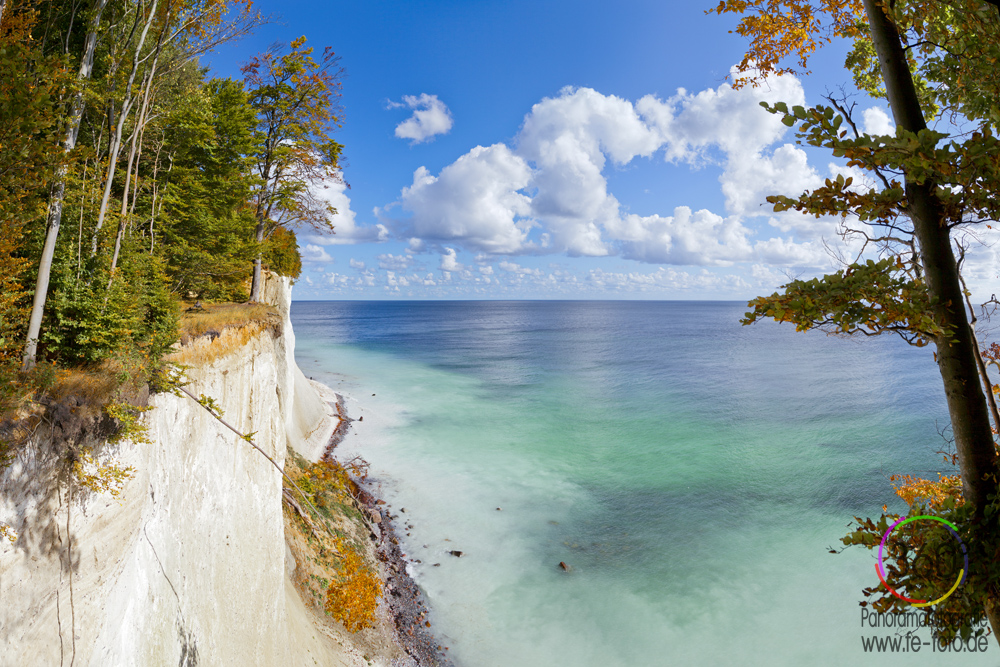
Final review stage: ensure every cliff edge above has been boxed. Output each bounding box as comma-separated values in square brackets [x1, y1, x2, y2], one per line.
[0, 276, 388, 666]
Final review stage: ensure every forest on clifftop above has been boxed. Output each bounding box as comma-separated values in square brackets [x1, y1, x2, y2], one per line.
[0, 0, 343, 434]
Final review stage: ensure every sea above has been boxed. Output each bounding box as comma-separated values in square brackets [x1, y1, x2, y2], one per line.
[290, 300, 996, 667]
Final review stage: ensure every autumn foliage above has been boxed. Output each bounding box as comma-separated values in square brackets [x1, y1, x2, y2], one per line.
[710, 0, 866, 85]
[325, 537, 381, 632]
[283, 455, 381, 633]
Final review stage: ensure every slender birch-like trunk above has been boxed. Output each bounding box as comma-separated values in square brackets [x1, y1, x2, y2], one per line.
[109, 54, 158, 278]
[89, 0, 159, 256]
[248, 159, 276, 302]
[22, 0, 110, 370]
[248, 221, 265, 302]
[119, 66, 155, 219]
[147, 151, 160, 254]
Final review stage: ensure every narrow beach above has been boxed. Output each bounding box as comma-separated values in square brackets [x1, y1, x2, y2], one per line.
[312, 379, 455, 667]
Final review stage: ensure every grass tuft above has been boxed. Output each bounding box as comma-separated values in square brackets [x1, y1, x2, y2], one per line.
[177, 302, 280, 343]
[167, 302, 282, 366]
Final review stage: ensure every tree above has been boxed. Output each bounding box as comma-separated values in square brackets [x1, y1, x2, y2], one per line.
[19, 0, 260, 369]
[21, 0, 110, 371]
[713, 0, 1000, 641]
[858, 0, 996, 515]
[242, 35, 343, 302]
[158, 75, 259, 300]
[0, 6, 73, 360]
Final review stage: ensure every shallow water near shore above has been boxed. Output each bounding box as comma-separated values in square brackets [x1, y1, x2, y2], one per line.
[292, 301, 994, 667]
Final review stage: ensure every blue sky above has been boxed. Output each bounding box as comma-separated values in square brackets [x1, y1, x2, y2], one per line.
[203, 0, 995, 300]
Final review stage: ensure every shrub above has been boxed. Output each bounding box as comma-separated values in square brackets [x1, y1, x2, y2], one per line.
[325, 538, 381, 632]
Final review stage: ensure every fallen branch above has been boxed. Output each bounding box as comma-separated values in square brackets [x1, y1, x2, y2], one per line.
[281, 488, 327, 543]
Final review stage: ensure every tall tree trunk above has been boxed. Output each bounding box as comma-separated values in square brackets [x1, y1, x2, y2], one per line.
[149, 147, 171, 254]
[119, 66, 154, 219]
[90, 0, 159, 256]
[76, 157, 90, 280]
[109, 54, 158, 279]
[248, 170, 275, 302]
[22, 0, 109, 371]
[863, 0, 1000, 638]
[248, 216, 265, 302]
[147, 181, 158, 254]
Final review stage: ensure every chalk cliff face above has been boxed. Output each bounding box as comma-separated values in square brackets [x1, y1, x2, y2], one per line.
[0, 277, 359, 666]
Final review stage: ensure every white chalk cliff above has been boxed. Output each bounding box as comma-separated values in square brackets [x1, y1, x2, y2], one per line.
[0, 276, 376, 666]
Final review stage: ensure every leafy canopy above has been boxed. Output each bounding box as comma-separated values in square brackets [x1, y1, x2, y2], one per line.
[243, 35, 345, 237]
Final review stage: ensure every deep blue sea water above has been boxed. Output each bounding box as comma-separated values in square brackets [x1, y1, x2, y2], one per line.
[291, 301, 995, 666]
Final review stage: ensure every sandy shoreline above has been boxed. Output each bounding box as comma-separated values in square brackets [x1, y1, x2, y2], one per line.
[311, 380, 455, 667]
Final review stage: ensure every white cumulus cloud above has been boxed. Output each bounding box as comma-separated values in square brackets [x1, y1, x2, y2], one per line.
[391, 93, 454, 144]
[516, 87, 663, 256]
[307, 177, 389, 245]
[377, 253, 414, 271]
[610, 207, 753, 266]
[638, 70, 805, 163]
[498, 260, 543, 277]
[863, 107, 895, 136]
[400, 144, 535, 254]
[387, 66, 858, 277]
[301, 244, 332, 263]
[439, 247, 462, 273]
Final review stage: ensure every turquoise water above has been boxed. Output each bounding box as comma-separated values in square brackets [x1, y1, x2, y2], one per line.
[291, 301, 995, 666]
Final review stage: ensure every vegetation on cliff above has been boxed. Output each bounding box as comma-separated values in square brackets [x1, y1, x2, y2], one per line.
[0, 0, 343, 544]
[283, 450, 382, 633]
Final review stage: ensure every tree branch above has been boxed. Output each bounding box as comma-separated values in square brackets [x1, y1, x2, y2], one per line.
[173, 384, 336, 544]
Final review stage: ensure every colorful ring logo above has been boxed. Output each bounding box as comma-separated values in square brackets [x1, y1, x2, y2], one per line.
[876, 515, 968, 608]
